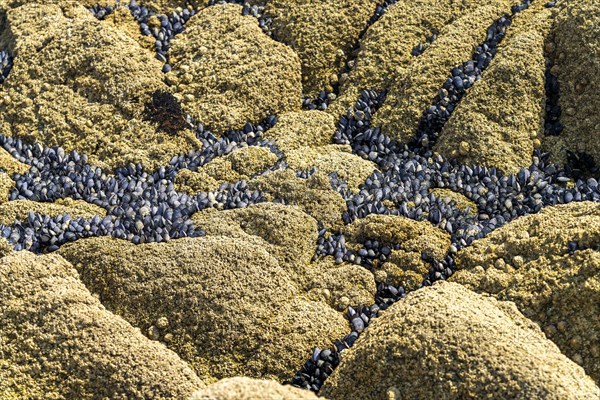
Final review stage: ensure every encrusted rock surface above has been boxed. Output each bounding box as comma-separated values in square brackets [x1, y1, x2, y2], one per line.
[321, 282, 600, 400]
[452, 202, 600, 384]
[189, 377, 320, 400]
[0, 251, 204, 399]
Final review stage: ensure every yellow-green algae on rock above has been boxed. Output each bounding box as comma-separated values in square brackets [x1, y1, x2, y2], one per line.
[58, 235, 349, 383]
[0, 199, 106, 225]
[320, 281, 600, 400]
[435, 1, 556, 174]
[0, 173, 14, 205]
[544, 0, 600, 167]
[0, 251, 204, 399]
[429, 188, 477, 216]
[249, 169, 348, 230]
[168, 4, 302, 133]
[176, 146, 278, 193]
[263, 111, 377, 191]
[373, 2, 515, 143]
[343, 214, 451, 290]
[189, 377, 321, 400]
[328, 0, 497, 117]
[451, 202, 600, 384]
[0, 2, 200, 171]
[266, 0, 378, 97]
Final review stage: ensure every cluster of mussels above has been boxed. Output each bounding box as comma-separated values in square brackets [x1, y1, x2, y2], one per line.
[0, 0, 593, 395]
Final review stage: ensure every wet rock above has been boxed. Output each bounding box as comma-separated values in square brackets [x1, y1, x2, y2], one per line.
[320, 281, 600, 400]
[169, 4, 302, 133]
[436, 4, 552, 174]
[545, 0, 600, 169]
[266, 0, 378, 97]
[189, 377, 320, 400]
[373, 3, 514, 143]
[0, 199, 106, 225]
[452, 202, 600, 383]
[57, 236, 348, 382]
[250, 169, 347, 230]
[0, 3, 199, 171]
[329, 0, 491, 116]
[0, 251, 204, 399]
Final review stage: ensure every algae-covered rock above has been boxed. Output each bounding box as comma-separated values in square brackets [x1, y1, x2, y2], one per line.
[0, 251, 204, 399]
[429, 188, 477, 216]
[263, 110, 377, 191]
[0, 147, 28, 175]
[266, 0, 378, 97]
[58, 236, 348, 383]
[249, 169, 347, 230]
[344, 214, 451, 290]
[0, 199, 106, 225]
[192, 202, 318, 280]
[329, 0, 493, 117]
[189, 377, 320, 400]
[0, 3, 200, 171]
[320, 281, 600, 400]
[546, 0, 600, 168]
[169, 4, 302, 133]
[0, 172, 14, 205]
[451, 202, 600, 383]
[436, 3, 553, 174]
[373, 3, 514, 143]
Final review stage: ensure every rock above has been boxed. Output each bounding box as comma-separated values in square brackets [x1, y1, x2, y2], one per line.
[373, 3, 514, 143]
[176, 147, 278, 193]
[329, 0, 494, 116]
[250, 169, 347, 230]
[429, 188, 477, 216]
[436, 3, 553, 174]
[0, 251, 204, 399]
[320, 281, 600, 400]
[169, 4, 302, 133]
[0, 199, 106, 225]
[266, 0, 378, 97]
[264, 110, 376, 191]
[0, 146, 29, 175]
[0, 3, 200, 171]
[189, 377, 319, 400]
[191, 202, 318, 280]
[0, 173, 14, 205]
[545, 0, 600, 168]
[451, 202, 600, 384]
[57, 236, 348, 382]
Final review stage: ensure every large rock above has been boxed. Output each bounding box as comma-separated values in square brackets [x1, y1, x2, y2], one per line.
[545, 0, 600, 169]
[266, 0, 378, 97]
[451, 202, 600, 384]
[58, 235, 348, 383]
[373, 3, 514, 143]
[320, 282, 600, 400]
[0, 199, 106, 225]
[189, 377, 320, 400]
[436, 3, 553, 174]
[0, 251, 203, 399]
[169, 4, 302, 133]
[329, 0, 495, 117]
[0, 3, 199, 171]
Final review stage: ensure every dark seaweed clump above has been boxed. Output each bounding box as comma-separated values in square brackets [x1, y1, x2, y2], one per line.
[143, 90, 191, 134]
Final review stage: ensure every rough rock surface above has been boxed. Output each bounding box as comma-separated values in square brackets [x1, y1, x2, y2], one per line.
[0, 199, 106, 225]
[263, 111, 377, 190]
[266, 0, 378, 97]
[169, 4, 302, 133]
[0, 251, 204, 399]
[189, 377, 320, 400]
[320, 282, 600, 400]
[0, 173, 14, 204]
[0, 146, 28, 175]
[545, 0, 600, 168]
[329, 0, 494, 116]
[0, 2, 199, 171]
[451, 202, 600, 384]
[374, 3, 514, 143]
[57, 235, 348, 383]
[436, 3, 553, 174]
[249, 169, 347, 230]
